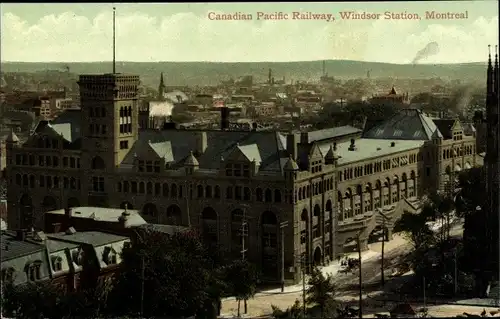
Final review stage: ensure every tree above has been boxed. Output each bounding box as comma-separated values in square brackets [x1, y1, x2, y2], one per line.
[271, 299, 304, 319]
[306, 267, 337, 319]
[1, 281, 65, 319]
[421, 193, 455, 243]
[225, 259, 258, 317]
[109, 229, 219, 318]
[393, 211, 434, 250]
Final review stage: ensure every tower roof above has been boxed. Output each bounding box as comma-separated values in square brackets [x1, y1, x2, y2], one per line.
[184, 151, 199, 166]
[325, 144, 339, 161]
[6, 129, 19, 143]
[389, 86, 397, 95]
[362, 109, 439, 141]
[284, 155, 299, 171]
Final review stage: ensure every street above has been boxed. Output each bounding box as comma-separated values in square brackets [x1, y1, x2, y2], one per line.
[221, 218, 465, 317]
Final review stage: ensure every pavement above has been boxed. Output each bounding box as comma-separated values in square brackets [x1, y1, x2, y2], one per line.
[221, 217, 466, 318]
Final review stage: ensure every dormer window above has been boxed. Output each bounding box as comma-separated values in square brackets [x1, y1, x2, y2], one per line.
[51, 256, 63, 272]
[103, 247, 118, 265]
[146, 161, 153, 172]
[311, 160, 322, 173]
[2, 267, 15, 283]
[138, 160, 145, 172]
[26, 261, 42, 282]
[72, 248, 84, 266]
[225, 163, 251, 177]
[453, 131, 463, 141]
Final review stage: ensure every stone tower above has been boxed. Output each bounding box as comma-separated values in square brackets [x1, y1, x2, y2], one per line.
[485, 45, 499, 276]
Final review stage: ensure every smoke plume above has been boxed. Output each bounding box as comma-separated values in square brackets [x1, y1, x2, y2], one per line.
[412, 42, 440, 64]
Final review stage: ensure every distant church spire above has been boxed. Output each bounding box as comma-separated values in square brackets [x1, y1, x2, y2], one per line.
[487, 45, 493, 97]
[494, 45, 499, 94]
[158, 72, 166, 100]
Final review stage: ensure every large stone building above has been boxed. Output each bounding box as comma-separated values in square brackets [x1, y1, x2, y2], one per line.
[5, 70, 481, 283]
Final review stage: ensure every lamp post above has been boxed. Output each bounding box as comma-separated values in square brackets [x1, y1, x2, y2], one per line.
[355, 231, 363, 319]
[279, 221, 289, 292]
[377, 208, 390, 287]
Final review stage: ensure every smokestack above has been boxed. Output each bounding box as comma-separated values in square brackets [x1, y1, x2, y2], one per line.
[220, 107, 230, 130]
[322, 60, 326, 76]
[65, 207, 73, 218]
[268, 68, 272, 84]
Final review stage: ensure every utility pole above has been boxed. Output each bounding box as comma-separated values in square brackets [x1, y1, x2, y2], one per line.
[301, 250, 307, 317]
[454, 249, 458, 295]
[423, 276, 427, 311]
[140, 254, 145, 318]
[356, 232, 363, 319]
[378, 209, 390, 287]
[239, 206, 249, 314]
[280, 221, 289, 292]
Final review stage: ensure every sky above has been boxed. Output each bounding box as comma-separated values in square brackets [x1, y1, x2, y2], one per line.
[1, 2, 498, 64]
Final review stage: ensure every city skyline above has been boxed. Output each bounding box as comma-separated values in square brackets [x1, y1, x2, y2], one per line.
[1, 2, 498, 64]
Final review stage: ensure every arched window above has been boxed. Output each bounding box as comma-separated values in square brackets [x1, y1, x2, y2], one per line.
[256, 188, 263, 201]
[205, 185, 212, 198]
[264, 189, 272, 202]
[197, 185, 204, 198]
[274, 190, 282, 203]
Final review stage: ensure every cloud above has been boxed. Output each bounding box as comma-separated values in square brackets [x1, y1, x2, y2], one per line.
[1, 10, 498, 63]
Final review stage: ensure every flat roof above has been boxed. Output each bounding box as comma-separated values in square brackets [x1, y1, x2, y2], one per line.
[319, 138, 425, 165]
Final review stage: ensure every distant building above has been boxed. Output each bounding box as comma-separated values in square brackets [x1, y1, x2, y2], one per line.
[52, 98, 75, 111]
[44, 206, 147, 236]
[1, 229, 129, 291]
[370, 86, 410, 105]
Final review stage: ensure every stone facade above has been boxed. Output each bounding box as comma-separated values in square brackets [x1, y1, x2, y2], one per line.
[5, 72, 481, 284]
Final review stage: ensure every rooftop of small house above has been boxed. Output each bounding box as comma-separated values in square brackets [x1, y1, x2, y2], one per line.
[45, 207, 146, 227]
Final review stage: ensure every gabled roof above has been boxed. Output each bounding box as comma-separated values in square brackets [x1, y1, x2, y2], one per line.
[1, 231, 46, 262]
[432, 119, 455, 139]
[362, 109, 439, 141]
[227, 143, 262, 163]
[131, 130, 286, 172]
[49, 109, 81, 143]
[304, 125, 361, 143]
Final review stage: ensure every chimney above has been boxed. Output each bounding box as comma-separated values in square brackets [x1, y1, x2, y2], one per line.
[16, 229, 26, 241]
[348, 138, 357, 151]
[220, 107, 230, 130]
[65, 207, 73, 218]
[51, 223, 62, 233]
[300, 132, 309, 144]
[195, 131, 207, 155]
[286, 133, 298, 160]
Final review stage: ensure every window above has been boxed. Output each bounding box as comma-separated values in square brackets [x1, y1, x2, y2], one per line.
[154, 161, 161, 173]
[92, 177, 105, 192]
[52, 256, 63, 272]
[138, 160, 145, 172]
[146, 161, 153, 172]
[120, 141, 129, 149]
[103, 247, 118, 265]
[26, 261, 42, 282]
[2, 267, 15, 283]
[72, 249, 84, 266]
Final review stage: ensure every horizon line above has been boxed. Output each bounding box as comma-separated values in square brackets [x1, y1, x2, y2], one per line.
[0, 59, 485, 65]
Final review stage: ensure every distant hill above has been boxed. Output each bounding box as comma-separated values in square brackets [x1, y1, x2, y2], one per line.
[0, 60, 486, 87]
